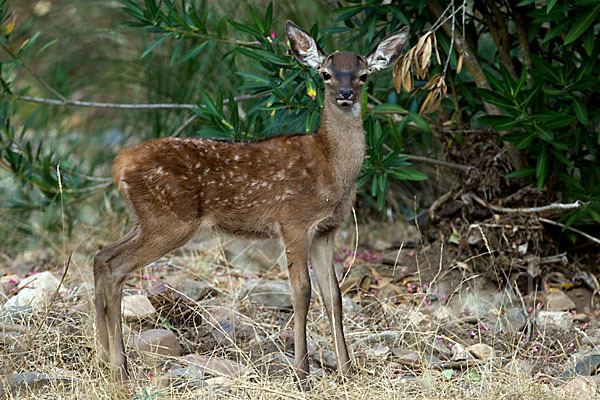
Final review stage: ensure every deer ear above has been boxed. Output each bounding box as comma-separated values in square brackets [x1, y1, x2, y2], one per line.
[366, 27, 410, 73]
[286, 20, 325, 69]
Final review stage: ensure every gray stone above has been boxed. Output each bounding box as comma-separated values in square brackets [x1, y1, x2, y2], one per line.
[504, 359, 533, 376]
[176, 279, 216, 301]
[494, 308, 527, 334]
[129, 329, 182, 364]
[559, 354, 600, 380]
[183, 354, 248, 377]
[161, 365, 205, 389]
[545, 290, 576, 312]
[536, 311, 573, 331]
[246, 279, 292, 310]
[121, 294, 156, 321]
[4, 271, 61, 311]
[6, 372, 51, 393]
[0, 305, 33, 324]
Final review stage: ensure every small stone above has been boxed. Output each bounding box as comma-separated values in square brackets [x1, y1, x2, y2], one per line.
[246, 279, 292, 310]
[467, 343, 495, 361]
[560, 353, 600, 379]
[183, 354, 248, 377]
[161, 365, 205, 389]
[563, 376, 600, 399]
[536, 311, 573, 331]
[176, 279, 216, 301]
[452, 343, 469, 361]
[121, 294, 156, 321]
[574, 313, 591, 323]
[545, 290, 576, 312]
[504, 359, 533, 376]
[4, 272, 61, 311]
[6, 372, 51, 392]
[129, 329, 182, 364]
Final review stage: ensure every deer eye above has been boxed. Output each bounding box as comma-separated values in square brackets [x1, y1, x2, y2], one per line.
[322, 71, 332, 81]
[359, 74, 368, 82]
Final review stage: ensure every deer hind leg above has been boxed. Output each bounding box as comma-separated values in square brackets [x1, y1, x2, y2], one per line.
[93, 219, 197, 381]
[309, 230, 351, 375]
[281, 227, 312, 386]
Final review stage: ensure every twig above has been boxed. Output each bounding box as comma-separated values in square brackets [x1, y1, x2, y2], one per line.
[172, 114, 199, 137]
[539, 217, 600, 246]
[470, 194, 588, 214]
[514, 283, 532, 346]
[16, 92, 267, 111]
[381, 143, 469, 171]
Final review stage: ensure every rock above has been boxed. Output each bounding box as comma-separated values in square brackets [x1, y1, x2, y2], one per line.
[0, 332, 21, 345]
[0, 305, 33, 323]
[176, 279, 216, 301]
[467, 343, 495, 361]
[223, 239, 284, 274]
[559, 353, 600, 380]
[574, 313, 591, 323]
[452, 343, 469, 361]
[494, 308, 527, 334]
[183, 354, 248, 377]
[129, 329, 182, 363]
[536, 311, 573, 331]
[5, 372, 51, 393]
[445, 277, 516, 317]
[246, 279, 292, 310]
[350, 331, 402, 350]
[313, 349, 337, 369]
[563, 376, 600, 399]
[4, 271, 61, 311]
[504, 359, 533, 376]
[342, 297, 360, 314]
[121, 294, 156, 321]
[545, 290, 576, 311]
[161, 365, 205, 389]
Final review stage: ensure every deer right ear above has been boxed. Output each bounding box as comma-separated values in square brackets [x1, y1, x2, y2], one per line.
[286, 21, 325, 70]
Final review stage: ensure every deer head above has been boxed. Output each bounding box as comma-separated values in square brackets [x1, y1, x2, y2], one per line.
[286, 21, 409, 111]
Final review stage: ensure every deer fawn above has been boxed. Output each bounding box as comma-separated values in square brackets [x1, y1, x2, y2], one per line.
[94, 20, 409, 385]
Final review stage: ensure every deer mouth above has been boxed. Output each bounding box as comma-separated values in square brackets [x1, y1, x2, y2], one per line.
[336, 99, 355, 107]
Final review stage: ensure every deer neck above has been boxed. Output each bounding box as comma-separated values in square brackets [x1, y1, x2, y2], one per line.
[318, 92, 366, 186]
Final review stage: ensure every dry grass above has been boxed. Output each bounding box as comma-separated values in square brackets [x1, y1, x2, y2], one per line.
[0, 212, 586, 400]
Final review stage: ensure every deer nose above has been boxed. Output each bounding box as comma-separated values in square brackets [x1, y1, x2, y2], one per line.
[339, 89, 354, 99]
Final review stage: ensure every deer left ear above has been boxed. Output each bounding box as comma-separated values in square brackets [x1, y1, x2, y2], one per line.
[366, 27, 410, 73]
[286, 20, 326, 70]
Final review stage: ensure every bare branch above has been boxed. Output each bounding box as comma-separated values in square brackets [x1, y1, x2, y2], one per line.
[540, 218, 600, 247]
[16, 93, 267, 111]
[471, 194, 588, 214]
[172, 114, 199, 137]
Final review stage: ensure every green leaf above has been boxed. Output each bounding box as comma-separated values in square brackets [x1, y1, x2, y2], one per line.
[248, 6, 264, 34]
[441, 369, 454, 381]
[140, 33, 170, 59]
[372, 103, 409, 113]
[535, 124, 554, 141]
[390, 167, 428, 181]
[476, 88, 515, 109]
[478, 115, 524, 131]
[536, 146, 548, 190]
[573, 98, 588, 125]
[564, 3, 600, 45]
[546, 0, 558, 13]
[506, 167, 536, 178]
[582, 28, 594, 57]
[179, 40, 208, 62]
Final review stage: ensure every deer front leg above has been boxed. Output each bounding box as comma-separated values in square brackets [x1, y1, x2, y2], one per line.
[310, 230, 351, 375]
[282, 228, 312, 386]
